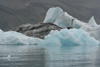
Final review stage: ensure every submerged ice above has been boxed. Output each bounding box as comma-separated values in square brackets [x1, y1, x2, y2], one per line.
[0, 7, 100, 46]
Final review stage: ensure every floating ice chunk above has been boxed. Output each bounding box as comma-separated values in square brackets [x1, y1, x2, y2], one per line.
[0, 6, 100, 46]
[80, 24, 94, 32]
[43, 7, 63, 23]
[79, 17, 100, 40]
[44, 7, 87, 29]
[89, 27, 100, 41]
[0, 30, 42, 45]
[80, 25, 100, 41]
[0, 29, 3, 32]
[73, 19, 86, 29]
[0, 28, 99, 46]
[88, 16, 98, 27]
[38, 29, 99, 46]
[54, 12, 75, 28]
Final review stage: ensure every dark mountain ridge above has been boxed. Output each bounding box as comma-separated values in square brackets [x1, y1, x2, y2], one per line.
[0, 0, 100, 30]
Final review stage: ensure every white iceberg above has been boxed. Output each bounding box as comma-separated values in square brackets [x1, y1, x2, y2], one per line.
[54, 12, 75, 28]
[88, 16, 98, 27]
[80, 25, 100, 41]
[89, 27, 100, 41]
[80, 17, 100, 40]
[0, 30, 42, 45]
[0, 7, 100, 46]
[43, 7, 63, 23]
[73, 19, 86, 29]
[44, 7, 86, 29]
[44, 7, 100, 41]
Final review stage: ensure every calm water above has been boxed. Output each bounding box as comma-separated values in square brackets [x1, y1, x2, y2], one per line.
[0, 45, 100, 67]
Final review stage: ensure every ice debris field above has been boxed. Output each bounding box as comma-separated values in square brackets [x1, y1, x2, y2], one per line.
[0, 7, 100, 46]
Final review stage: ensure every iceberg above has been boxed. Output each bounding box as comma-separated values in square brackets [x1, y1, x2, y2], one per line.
[89, 27, 100, 41]
[43, 7, 63, 23]
[44, 7, 100, 41]
[54, 12, 75, 28]
[0, 29, 42, 45]
[80, 16, 98, 32]
[38, 29, 99, 46]
[44, 7, 86, 29]
[80, 24, 94, 32]
[0, 7, 100, 46]
[88, 16, 98, 27]
[73, 19, 86, 29]
[80, 17, 100, 40]
[80, 25, 100, 41]
[0, 28, 99, 46]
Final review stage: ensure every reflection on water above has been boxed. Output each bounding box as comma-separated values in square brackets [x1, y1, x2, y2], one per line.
[0, 45, 46, 67]
[0, 45, 100, 67]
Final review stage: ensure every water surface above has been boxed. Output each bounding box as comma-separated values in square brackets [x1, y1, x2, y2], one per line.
[0, 45, 100, 67]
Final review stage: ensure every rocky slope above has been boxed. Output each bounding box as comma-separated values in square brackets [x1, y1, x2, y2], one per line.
[0, 0, 100, 30]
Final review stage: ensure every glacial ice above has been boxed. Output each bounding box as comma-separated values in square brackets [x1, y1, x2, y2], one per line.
[44, 7, 86, 28]
[44, 7, 100, 41]
[88, 16, 98, 27]
[0, 30, 42, 45]
[54, 12, 75, 28]
[80, 25, 100, 41]
[0, 28, 99, 45]
[89, 27, 100, 41]
[38, 29, 99, 46]
[43, 7, 63, 23]
[73, 19, 86, 29]
[80, 17, 100, 40]
[0, 7, 100, 46]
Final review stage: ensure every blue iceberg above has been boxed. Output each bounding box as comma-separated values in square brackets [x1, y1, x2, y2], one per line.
[0, 28, 99, 46]
[38, 29, 99, 46]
